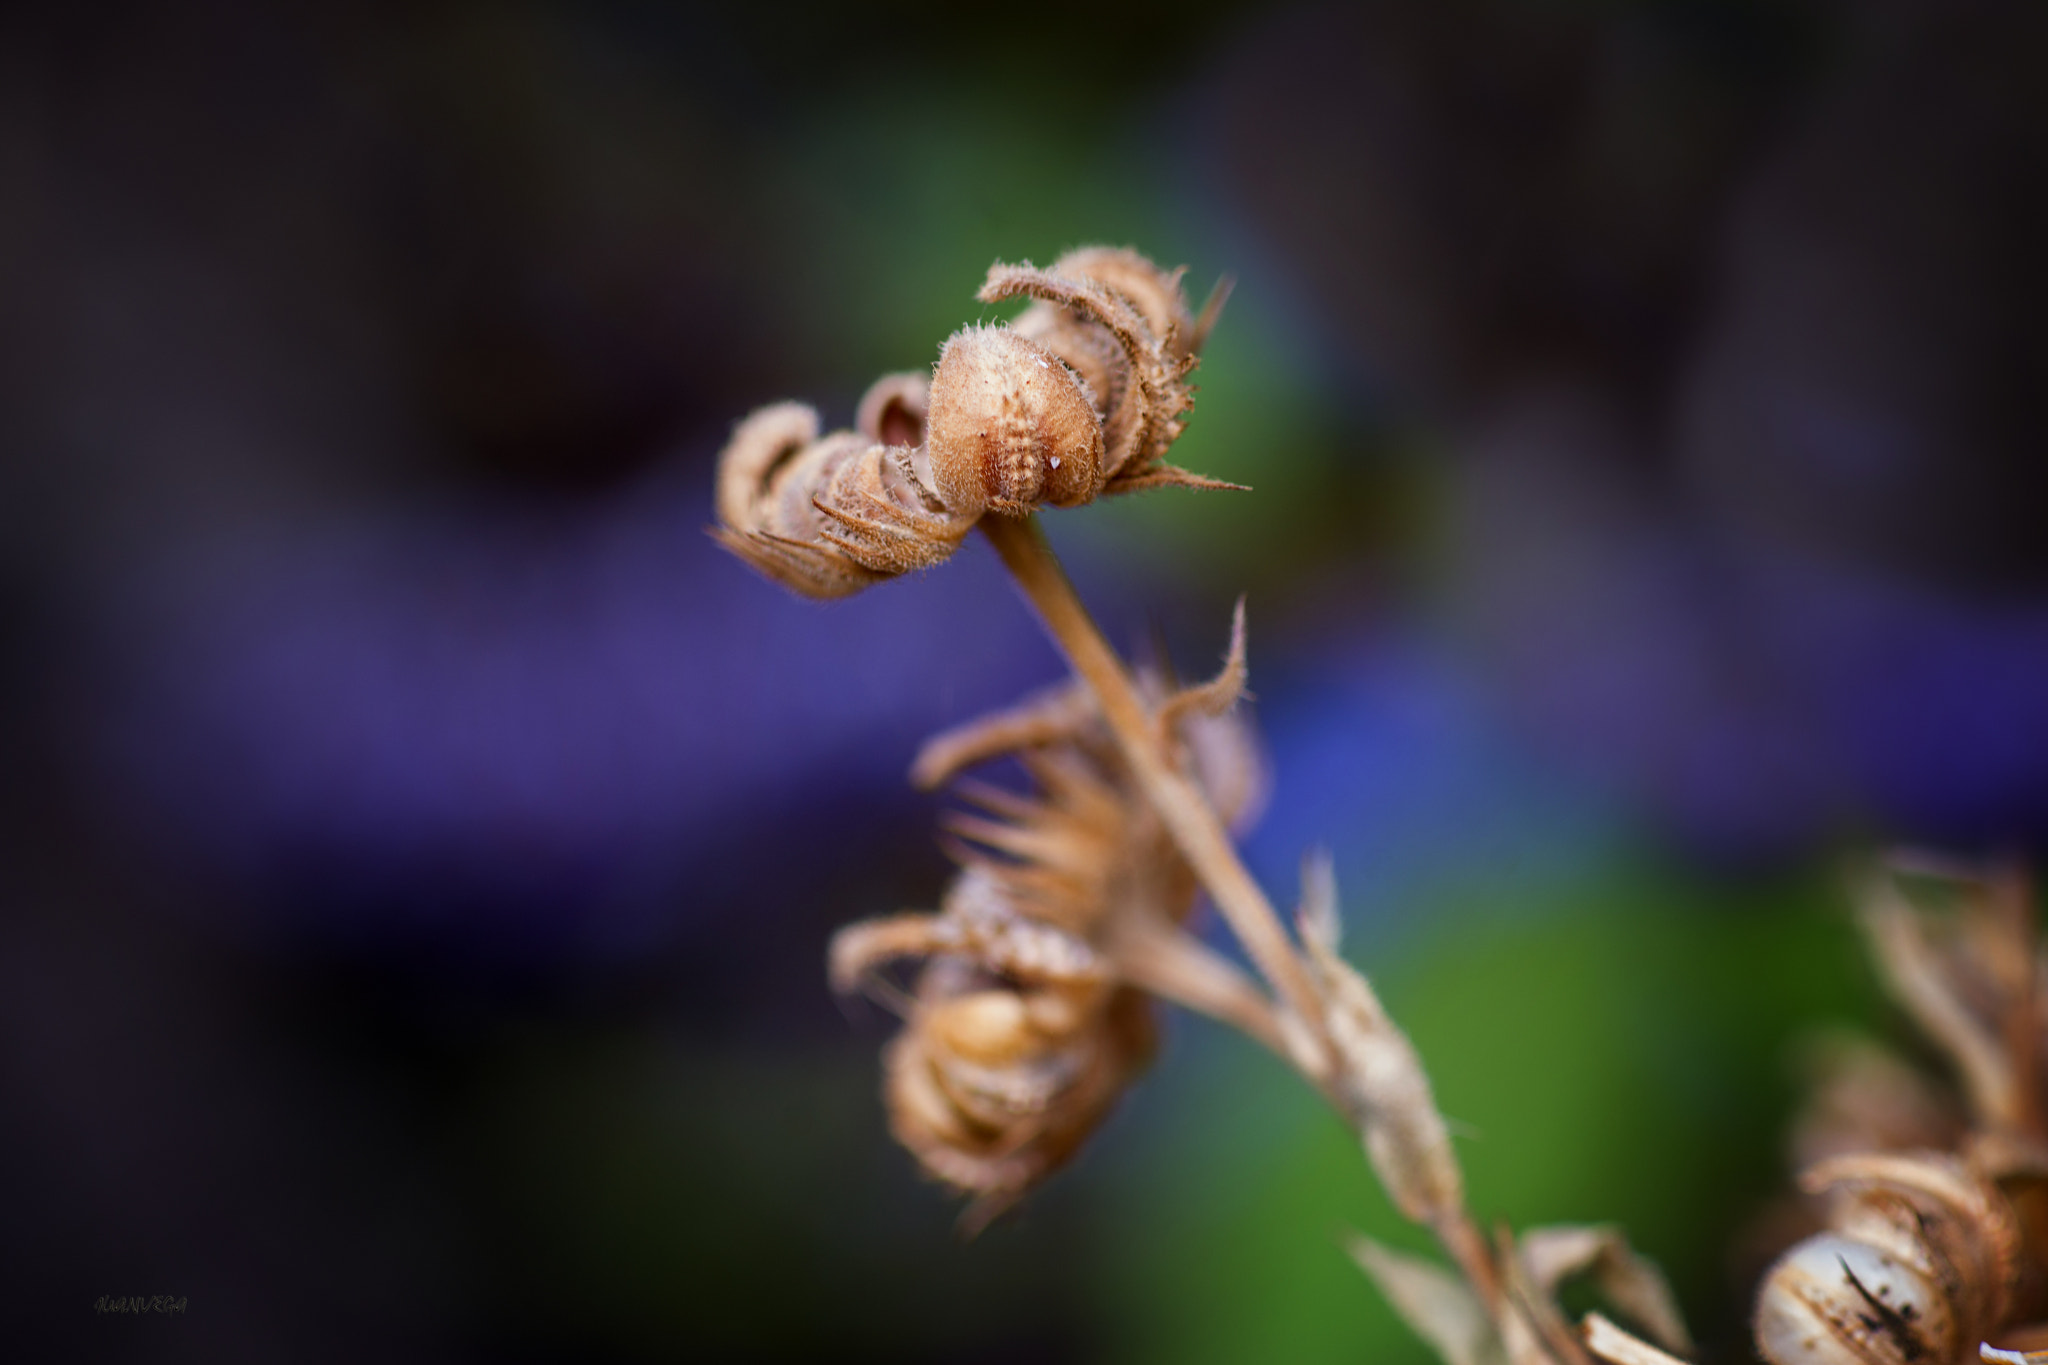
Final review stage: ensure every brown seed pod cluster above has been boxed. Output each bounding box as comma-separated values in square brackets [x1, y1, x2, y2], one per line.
[1755, 1153, 2020, 1365]
[713, 247, 1239, 598]
[1755, 859, 2048, 1365]
[828, 642, 1262, 1231]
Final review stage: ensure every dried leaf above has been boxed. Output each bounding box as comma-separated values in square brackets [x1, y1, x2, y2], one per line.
[1859, 870, 2017, 1131]
[1350, 1235, 1504, 1365]
[1519, 1225, 1694, 1355]
[1788, 1031, 1966, 1168]
[1299, 866, 1464, 1226]
[1583, 1313, 1692, 1365]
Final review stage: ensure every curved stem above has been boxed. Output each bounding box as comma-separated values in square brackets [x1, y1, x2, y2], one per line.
[979, 512, 1510, 1315]
[979, 513, 1332, 1080]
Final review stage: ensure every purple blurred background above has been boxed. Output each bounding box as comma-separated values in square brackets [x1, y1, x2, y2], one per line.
[3, 1, 2045, 1359]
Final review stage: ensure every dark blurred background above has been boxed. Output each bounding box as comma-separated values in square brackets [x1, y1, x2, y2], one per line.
[4, 1, 2046, 1360]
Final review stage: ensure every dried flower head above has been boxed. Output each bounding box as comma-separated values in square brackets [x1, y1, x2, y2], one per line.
[1755, 1152, 2021, 1365]
[981, 246, 1238, 497]
[829, 635, 1262, 1230]
[1754, 856, 2048, 1365]
[712, 247, 1238, 598]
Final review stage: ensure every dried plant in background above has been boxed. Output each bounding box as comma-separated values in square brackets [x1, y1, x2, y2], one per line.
[1755, 858, 2048, 1365]
[712, 246, 1695, 1364]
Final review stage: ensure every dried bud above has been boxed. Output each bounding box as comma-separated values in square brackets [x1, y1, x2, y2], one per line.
[1755, 1153, 2021, 1365]
[1039, 246, 1202, 362]
[926, 326, 1105, 516]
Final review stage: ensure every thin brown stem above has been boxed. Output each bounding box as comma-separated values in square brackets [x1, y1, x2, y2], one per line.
[1438, 1213, 1504, 1313]
[981, 513, 1526, 1337]
[979, 513, 1332, 1079]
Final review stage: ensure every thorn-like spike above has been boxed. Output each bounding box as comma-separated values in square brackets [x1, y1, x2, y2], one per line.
[1190, 274, 1234, 356]
[942, 812, 1066, 863]
[1105, 464, 1250, 496]
[1297, 848, 1341, 952]
[1159, 596, 1251, 734]
[951, 778, 1046, 824]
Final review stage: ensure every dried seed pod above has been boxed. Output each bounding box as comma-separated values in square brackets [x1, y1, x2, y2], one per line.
[1754, 1153, 2021, 1365]
[831, 648, 1265, 1229]
[981, 248, 1242, 496]
[1041, 246, 1201, 361]
[712, 246, 1241, 597]
[855, 371, 929, 448]
[712, 404, 889, 598]
[883, 967, 1154, 1231]
[711, 401, 973, 598]
[925, 326, 1106, 516]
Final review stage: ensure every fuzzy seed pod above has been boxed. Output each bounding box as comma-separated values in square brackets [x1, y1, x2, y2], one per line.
[855, 371, 929, 448]
[712, 248, 1238, 598]
[711, 404, 891, 598]
[1754, 1153, 2020, 1365]
[712, 390, 974, 599]
[830, 645, 1264, 1230]
[926, 326, 1106, 516]
[982, 248, 1240, 495]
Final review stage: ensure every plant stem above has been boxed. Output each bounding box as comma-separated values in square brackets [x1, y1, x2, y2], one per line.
[979, 513, 1333, 1079]
[981, 513, 1509, 1308]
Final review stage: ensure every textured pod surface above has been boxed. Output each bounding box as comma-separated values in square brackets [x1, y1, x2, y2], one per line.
[881, 975, 1153, 1226]
[926, 326, 1105, 515]
[833, 661, 1262, 1231]
[1039, 245, 1197, 360]
[712, 396, 973, 598]
[711, 404, 894, 598]
[1755, 1153, 2020, 1365]
[854, 370, 929, 447]
[1757, 1232, 1952, 1365]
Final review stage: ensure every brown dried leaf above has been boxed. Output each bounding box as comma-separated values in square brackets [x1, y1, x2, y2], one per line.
[1298, 861, 1465, 1226]
[1350, 1235, 1505, 1365]
[1861, 873, 2021, 1134]
[1789, 1031, 1966, 1169]
[1519, 1225, 1695, 1355]
[1582, 1314, 1692, 1365]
